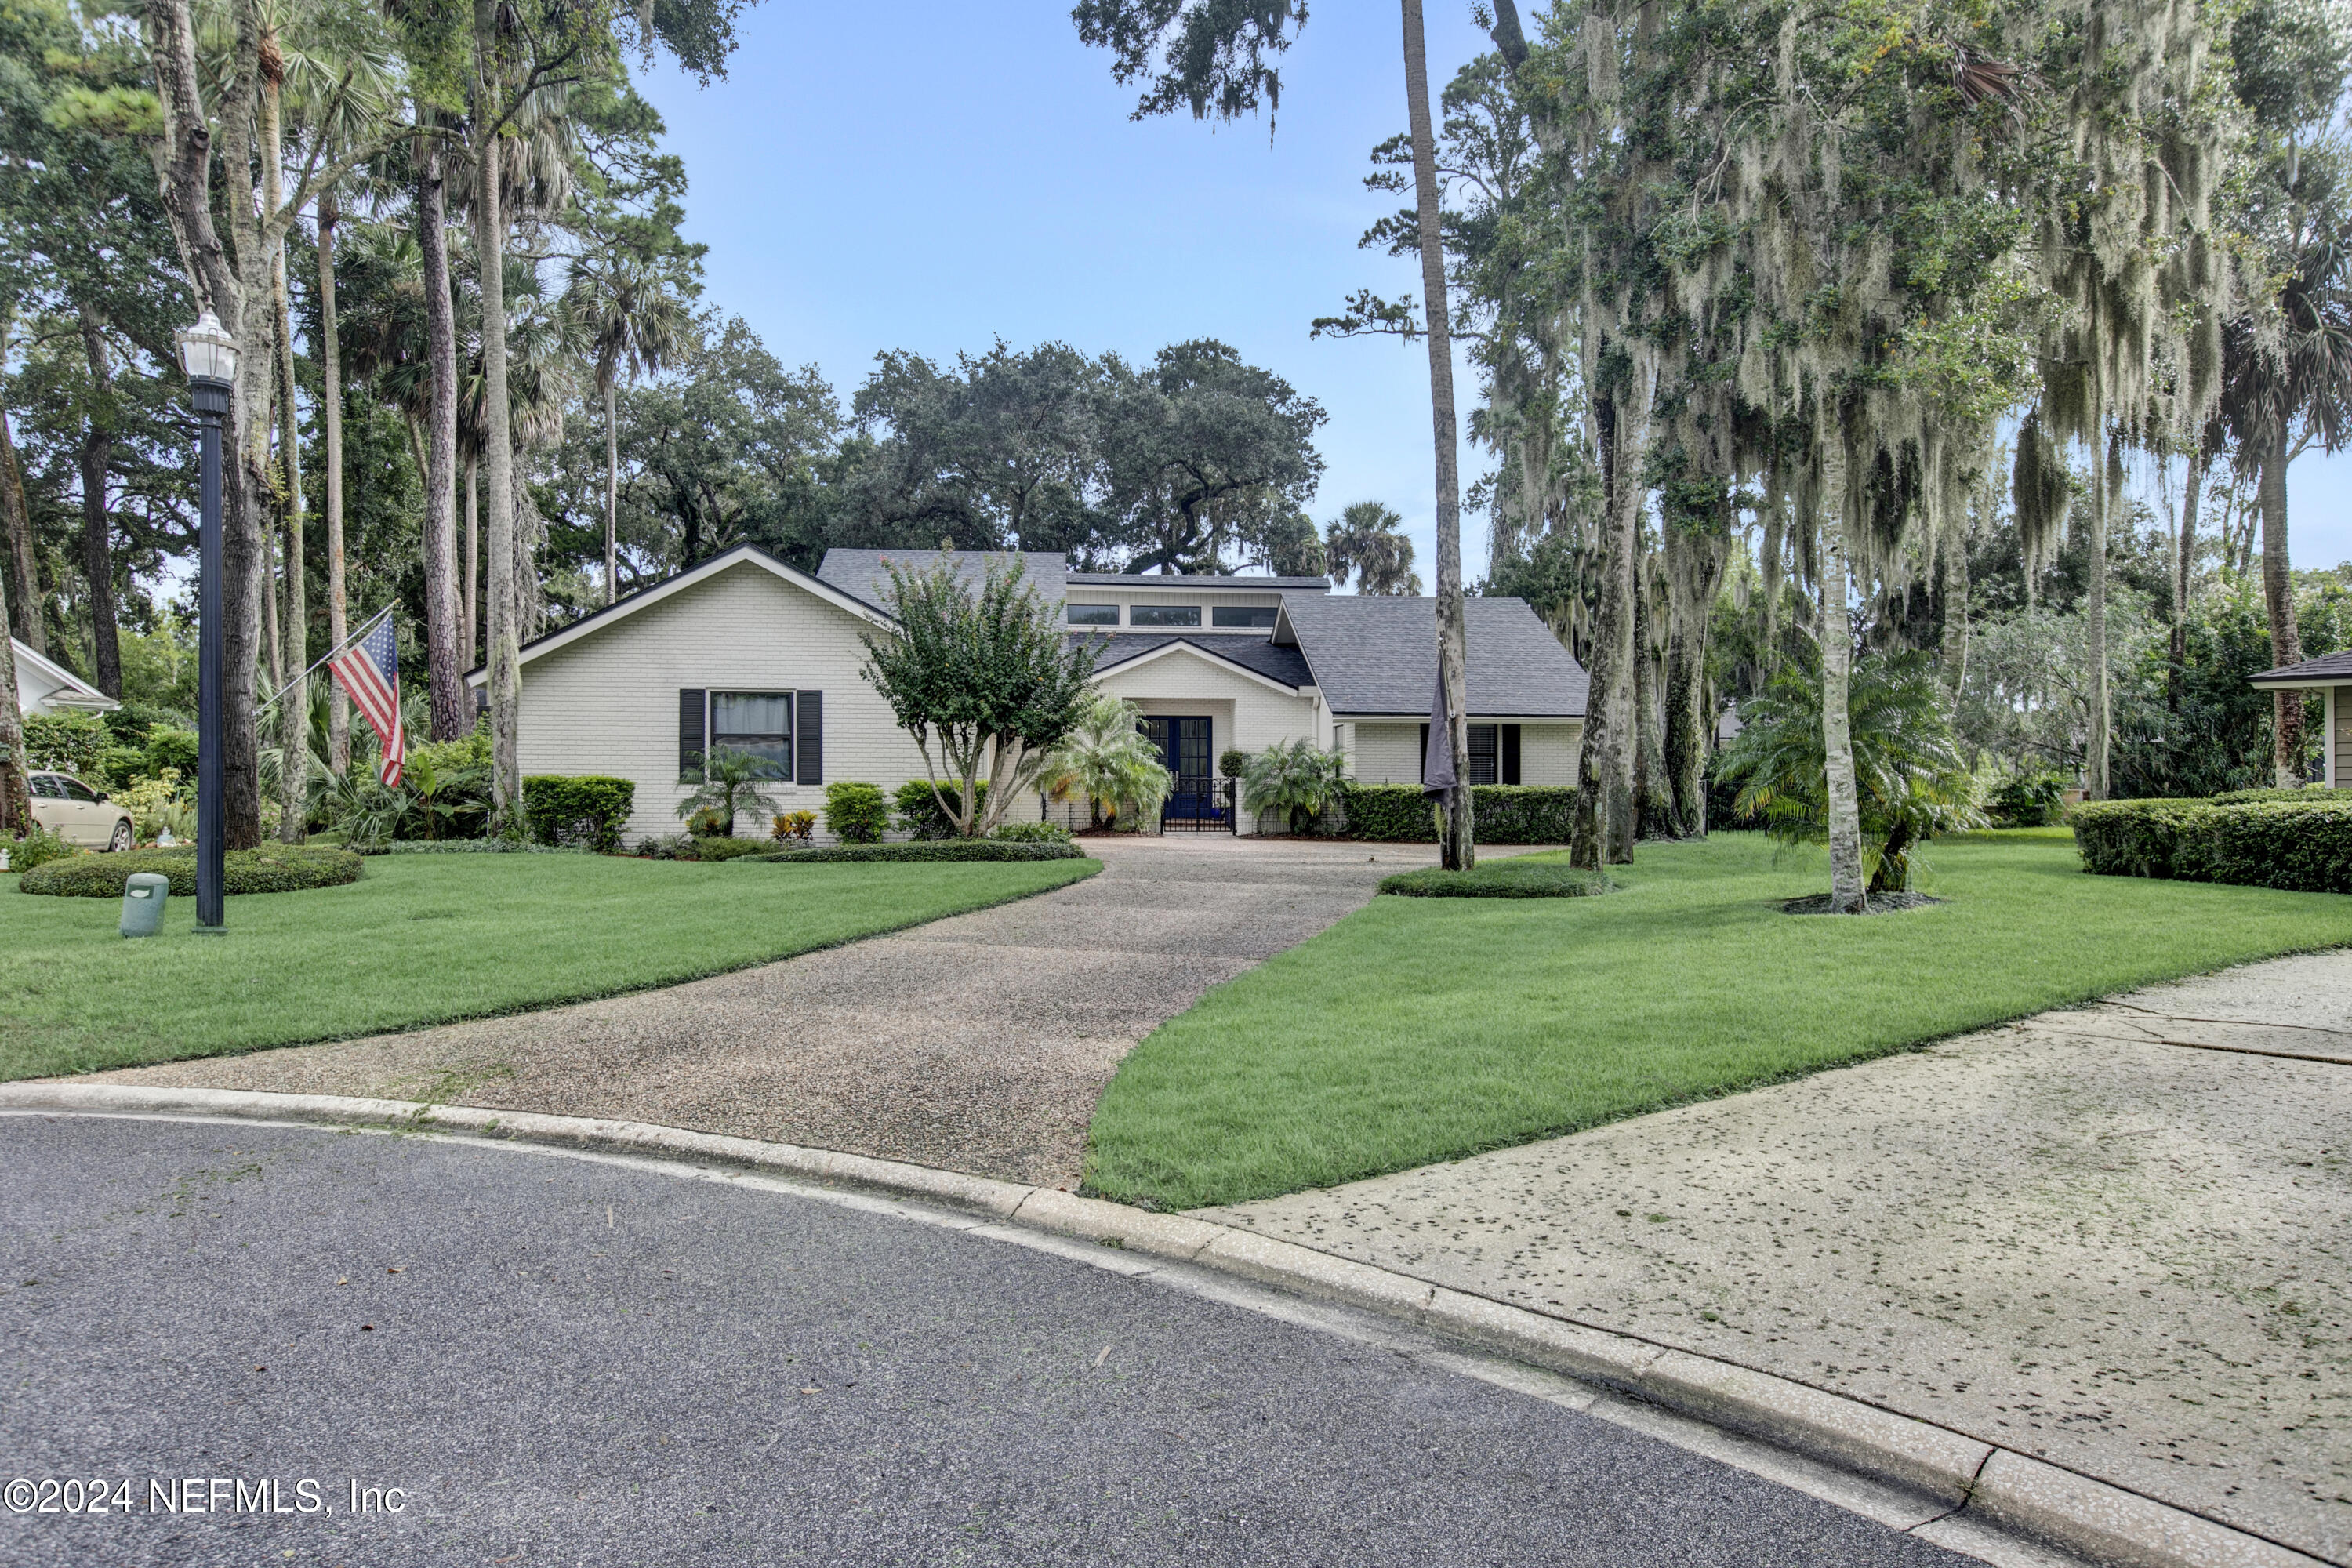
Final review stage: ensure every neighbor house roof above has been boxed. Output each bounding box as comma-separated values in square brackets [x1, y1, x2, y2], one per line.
[2249, 651, 2352, 686]
[1065, 570, 1331, 592]
[1077, 632, 1315, 690]
[1275, 595, 1588, 718]
[13, 637, 119, 715]
[816, 549, 1070, 612]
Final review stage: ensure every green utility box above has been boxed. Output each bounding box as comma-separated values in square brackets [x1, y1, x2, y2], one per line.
[120, 871, 169, 938]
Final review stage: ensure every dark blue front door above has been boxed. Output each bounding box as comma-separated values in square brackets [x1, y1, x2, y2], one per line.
[1140, 716, 1220, 824]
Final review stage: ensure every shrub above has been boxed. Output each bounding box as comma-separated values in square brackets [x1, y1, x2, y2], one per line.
[823, 781, 891, 844]
[2073, 795, 2352, 891]
[748, 840, 1087, 864]
[1987, 771, 2068, 828]
[2199, 800, 2352, 891]
[18, 843, 363, 897]
[93, 743, 151, 789]
[1338, 783, 1578, 844]
[143, 724, 199, 777]
[112, 769, 189, 840]
[522, 775, 637, 852]
[2071, 798, 2228, 880]
[772, 810, 818, 844]
[22, 711, 109, 775]
[688, 834, 773, 861]
[989, 819, 1073, 843]
[896, 778, 989, 839]
[2209, 786, 2337, 806]
[6, 823, 74, 873]
[634, 833, 699, 860]
[1218, 747, 1250, 779]
[1242, 739, 1349, 833]
[1378, 859, 1611, 898]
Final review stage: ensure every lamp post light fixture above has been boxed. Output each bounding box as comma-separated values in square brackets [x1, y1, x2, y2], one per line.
[176, 311, 238, 931]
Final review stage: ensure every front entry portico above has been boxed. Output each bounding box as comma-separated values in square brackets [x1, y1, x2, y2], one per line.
[1141, 714, 1227, 830]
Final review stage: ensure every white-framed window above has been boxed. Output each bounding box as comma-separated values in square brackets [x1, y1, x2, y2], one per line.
[1131, 604, 1201, 627]
[1211, 605, 1277, 628]
[710, 691, 793, 775]
[1067, 603, 1120, 626]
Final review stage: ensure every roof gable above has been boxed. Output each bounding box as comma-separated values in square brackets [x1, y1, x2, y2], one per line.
[1276, 595, 1588, 717]
[1079, 632, 1314, 692]
[470, 544, 888, 683]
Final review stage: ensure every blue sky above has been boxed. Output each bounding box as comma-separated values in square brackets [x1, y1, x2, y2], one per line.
[636, 3, 2352, 583]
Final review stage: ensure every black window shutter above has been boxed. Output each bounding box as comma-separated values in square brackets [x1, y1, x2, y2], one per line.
[679, 689, 706, 775]
[1502, 724, 1522, 785]
[1418, 723, 1429, 776]
[796, 691, 823, 785]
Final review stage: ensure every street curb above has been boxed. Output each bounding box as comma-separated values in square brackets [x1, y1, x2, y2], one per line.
[2, 1082, 2327, 1568]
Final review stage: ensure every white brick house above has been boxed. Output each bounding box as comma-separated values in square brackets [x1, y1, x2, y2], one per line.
[470, 546, 1588, 842]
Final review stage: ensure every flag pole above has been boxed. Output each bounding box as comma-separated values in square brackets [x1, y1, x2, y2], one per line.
[260, 604, 394, 713]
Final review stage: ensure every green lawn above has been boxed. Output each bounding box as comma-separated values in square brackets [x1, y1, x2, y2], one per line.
[0, 852, 1098, 1081]
[1083, 832, 2352, 1211]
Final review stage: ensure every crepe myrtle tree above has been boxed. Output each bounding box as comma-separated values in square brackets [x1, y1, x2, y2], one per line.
[859, 557, 1098, 837]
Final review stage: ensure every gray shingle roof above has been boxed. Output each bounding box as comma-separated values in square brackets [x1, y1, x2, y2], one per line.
[1279, 595, 1588, 717]
[1065, 571, 1330, 590]
[1074, 632, 1314, 689]
[2249, 650, 2352, 684]
[815, 548, 1069, 611]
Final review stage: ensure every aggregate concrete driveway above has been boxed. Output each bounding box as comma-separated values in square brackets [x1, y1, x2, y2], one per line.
[0, 1114, 1972, 1568]
[89, 837, 1466, 1191]
[1195, 950, 2352, 1566]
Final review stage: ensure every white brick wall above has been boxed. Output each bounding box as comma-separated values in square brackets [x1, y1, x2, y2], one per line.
[1342, 720, 1581, 786]
[516, 561, 943, 844]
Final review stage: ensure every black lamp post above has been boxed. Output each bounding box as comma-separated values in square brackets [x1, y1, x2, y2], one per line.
[177, 312, 238, 931]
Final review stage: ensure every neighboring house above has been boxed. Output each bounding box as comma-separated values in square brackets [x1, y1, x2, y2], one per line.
[470, 545, 1588, 842]
[2250, 653, 2352, 788]
[13, 637, 119, 717]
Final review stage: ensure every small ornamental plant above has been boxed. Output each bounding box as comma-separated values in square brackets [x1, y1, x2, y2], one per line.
[771, 810, 818, 844]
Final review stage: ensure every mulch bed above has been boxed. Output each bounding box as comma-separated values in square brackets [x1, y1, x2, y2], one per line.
[1780, 891, 1947, 916]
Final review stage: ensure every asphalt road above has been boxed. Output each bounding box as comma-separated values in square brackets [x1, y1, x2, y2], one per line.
[0, 1115, 1973, 1567]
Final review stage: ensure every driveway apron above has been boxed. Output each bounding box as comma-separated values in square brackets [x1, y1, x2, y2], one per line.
[87, 838, 1463, 1190]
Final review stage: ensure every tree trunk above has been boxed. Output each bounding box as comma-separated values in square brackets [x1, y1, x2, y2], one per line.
[1664, 522, 1727, 837]
[415, 128, 467, 742]
[2259, 425, 2303, 785]
[604, 377, 620, 605]
[0, 390, 39, 655]
[318, 186, 350, 775]
[76, 307, 120, 696]
[1402, 0, 1472, 869]
[0, 512, 22, 833]
[1820, 420, 1865, 914]
[2166, 445, 2201, 715]
[1570, 370, 1648, 869]
[274, 226, 307, 841]
[1632, 575, 1669, 837]
[464, 453, 478, 664]
[2085, 430, 2112, 799]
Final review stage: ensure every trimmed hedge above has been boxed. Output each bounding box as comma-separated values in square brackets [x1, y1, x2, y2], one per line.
[748, 840, 1087, 864]
[989, 819, 1073, 844]
[18, 844, 364, 897]
[2073, 796, 2352, 892]
[522, 775, 636, 852]
[1378, 859, 1610, 898]
[21, 711, 109, 775]
[1338, 783, 1577, 844]
[686, 835, 773, 861]
[365, 839, 585, 855]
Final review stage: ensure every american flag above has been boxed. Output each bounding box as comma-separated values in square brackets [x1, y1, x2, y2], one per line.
[330, 614, 405, 786]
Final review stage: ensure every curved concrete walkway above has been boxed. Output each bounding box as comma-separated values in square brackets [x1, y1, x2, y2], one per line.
[89, 838, 1475, 1190]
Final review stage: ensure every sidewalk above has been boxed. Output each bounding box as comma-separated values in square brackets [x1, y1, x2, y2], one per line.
[1192, 952, 2352, 1566]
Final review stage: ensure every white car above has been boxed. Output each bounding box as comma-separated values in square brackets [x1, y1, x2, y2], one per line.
[28, 771, 136, 851]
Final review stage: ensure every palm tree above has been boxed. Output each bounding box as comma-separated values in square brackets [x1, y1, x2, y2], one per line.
[1041, 691, 1172, 829]
[567, 255, 688, 604]
[1240, 739, 1349, 835]
[676, 746, 786, 837]
[1323, 501, 1423, 595]
[2218, 149, 2352, 785]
